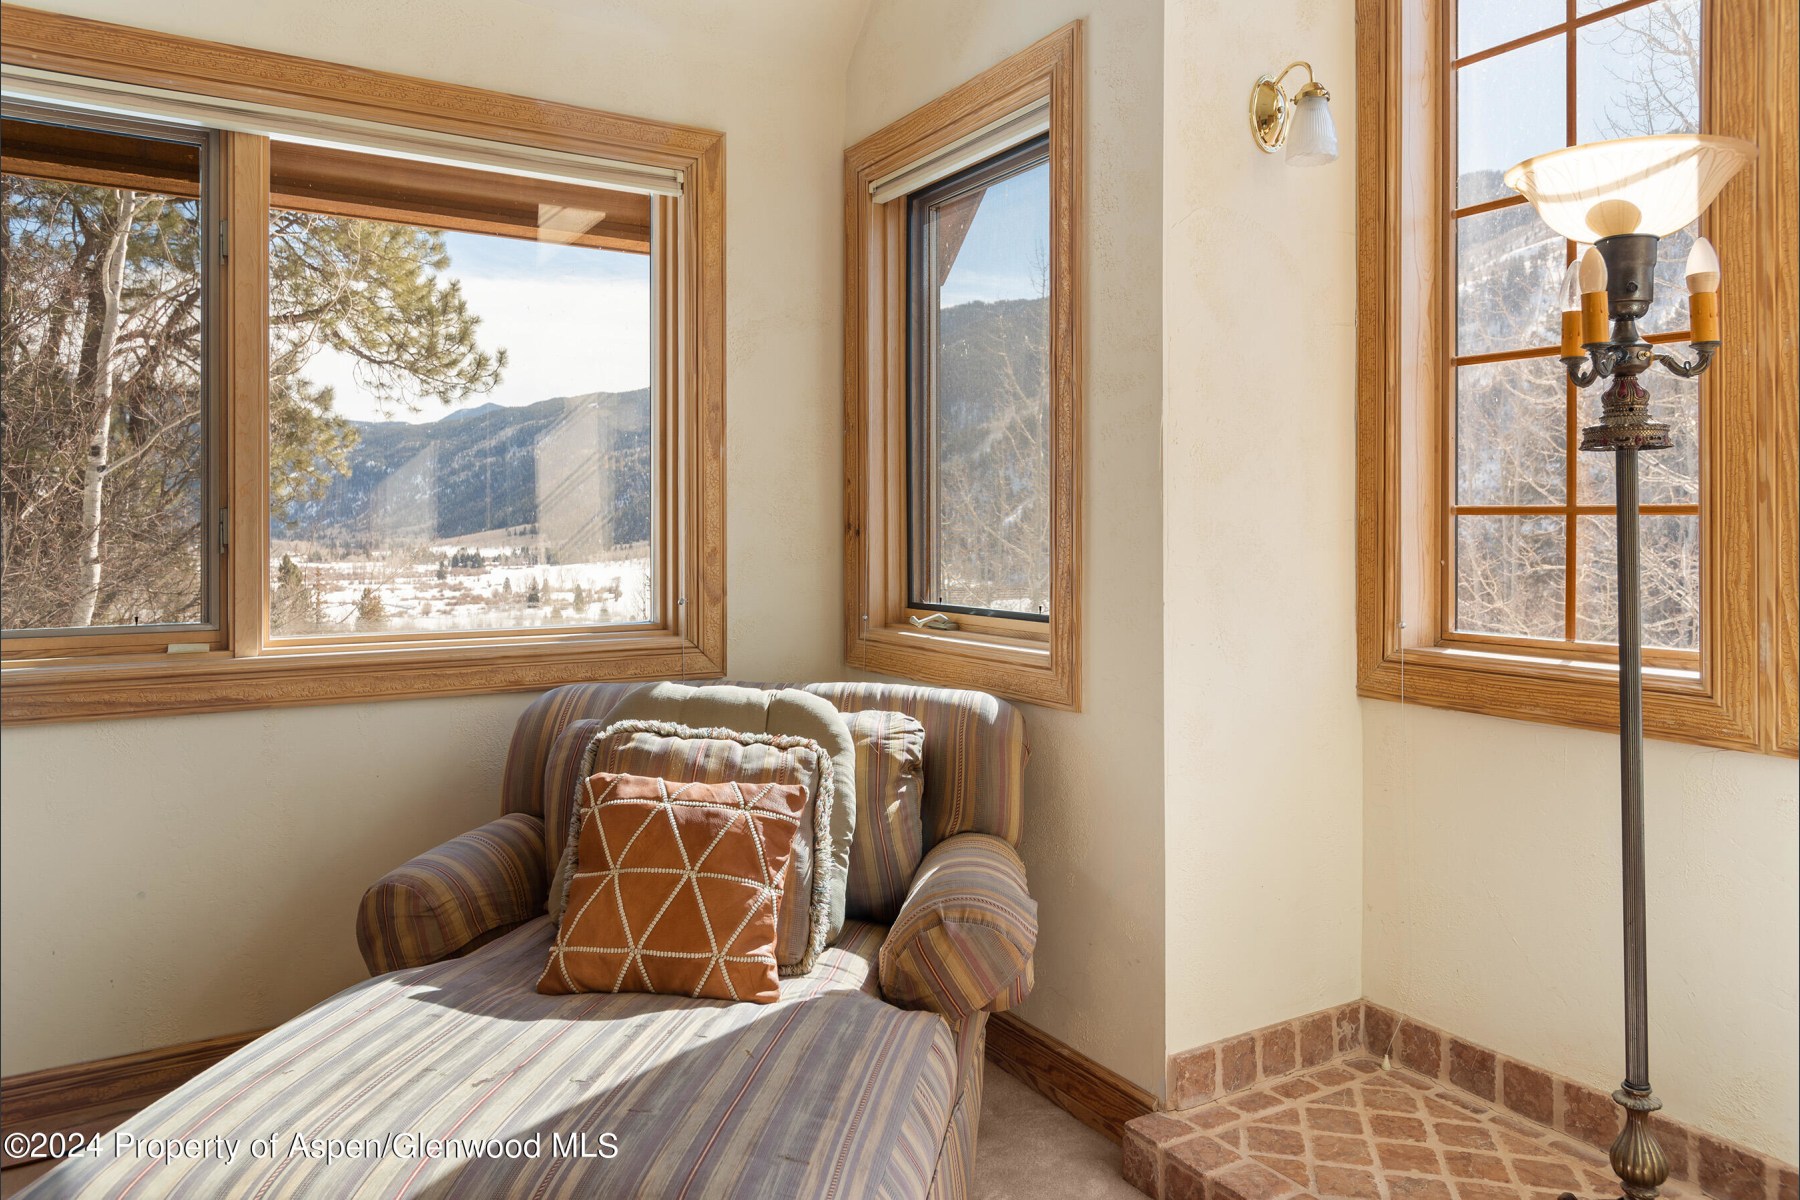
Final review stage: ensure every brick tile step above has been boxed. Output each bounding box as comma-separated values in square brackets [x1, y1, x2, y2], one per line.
[1123, 1056, 1701, 1200]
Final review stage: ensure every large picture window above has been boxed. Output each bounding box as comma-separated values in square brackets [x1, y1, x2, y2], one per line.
[262, 144, 656, 642]
[0, 7, 725, 724]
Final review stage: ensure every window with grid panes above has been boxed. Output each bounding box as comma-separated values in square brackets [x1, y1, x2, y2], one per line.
[1449, 0, 1702, 658]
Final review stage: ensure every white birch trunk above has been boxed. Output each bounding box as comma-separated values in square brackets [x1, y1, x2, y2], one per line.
[71, 191, 139, 628]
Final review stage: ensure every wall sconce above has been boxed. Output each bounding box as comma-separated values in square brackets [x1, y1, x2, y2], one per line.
[1248, 62, 1337, 165]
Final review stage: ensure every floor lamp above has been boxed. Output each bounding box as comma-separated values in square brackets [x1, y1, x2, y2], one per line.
[1503, 133, 1756, 1200]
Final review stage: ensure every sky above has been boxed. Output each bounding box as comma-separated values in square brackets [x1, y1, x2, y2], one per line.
[938, 160, 1050, 309]
[303, 229, 651, 425]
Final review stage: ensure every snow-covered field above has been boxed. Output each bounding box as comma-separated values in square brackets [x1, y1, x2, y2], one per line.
[270, 540, 652, 637]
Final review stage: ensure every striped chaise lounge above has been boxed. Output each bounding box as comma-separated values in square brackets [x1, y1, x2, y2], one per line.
[24, 681, 1036, 1200]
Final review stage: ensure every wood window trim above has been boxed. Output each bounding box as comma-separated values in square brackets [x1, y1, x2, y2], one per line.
[0, 5, 726, 726]
[843, 21, 1082, 711]
[1354, 0, 1797, 756]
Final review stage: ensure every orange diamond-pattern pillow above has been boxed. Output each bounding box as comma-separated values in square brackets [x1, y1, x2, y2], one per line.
[537, 772, 808, 1004]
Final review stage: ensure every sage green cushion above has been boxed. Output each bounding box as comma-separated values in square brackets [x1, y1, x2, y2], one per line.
[609, 684, 856, 944]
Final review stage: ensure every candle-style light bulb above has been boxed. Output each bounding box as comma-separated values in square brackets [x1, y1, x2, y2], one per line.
[1685, 237, 1721, 344]
[1559, 259, 1585, 357]
[1579, 244, 1610, 345]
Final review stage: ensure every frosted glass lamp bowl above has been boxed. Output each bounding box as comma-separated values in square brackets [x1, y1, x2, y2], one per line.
[1503, 133, 1756, 241]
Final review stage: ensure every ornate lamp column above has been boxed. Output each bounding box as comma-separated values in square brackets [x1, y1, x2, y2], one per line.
[1504, 133, 1755, 1200]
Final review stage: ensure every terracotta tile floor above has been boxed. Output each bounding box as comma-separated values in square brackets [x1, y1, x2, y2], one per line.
[1123, 1055, 1698, 1200]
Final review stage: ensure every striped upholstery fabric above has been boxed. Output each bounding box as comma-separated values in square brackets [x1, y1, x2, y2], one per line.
[798, 684, 1024, 849]
[879, 834, 1037, 1021]
[28, 918, 967, 1200]
[356, 813, 546, 975]
[502, 682, 1026, 854]
[503, 682, 639, 817]
[929, 1017, 989, 1200]
[540, 715, 618, 889]
[844, 709, 926, 924]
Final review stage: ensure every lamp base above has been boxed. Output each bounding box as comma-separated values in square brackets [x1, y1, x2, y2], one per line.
[1611, 1085, 1671, 1200]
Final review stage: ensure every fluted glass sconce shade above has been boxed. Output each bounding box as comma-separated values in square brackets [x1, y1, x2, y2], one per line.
[1285, 88, 1338, 166]
[1504, 134, 1756, 240]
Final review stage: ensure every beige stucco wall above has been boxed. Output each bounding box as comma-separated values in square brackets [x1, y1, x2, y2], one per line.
[0, 0, 855, 1076]
[844, 0, 1170, 1094]
[1362, 702, 1800, 1162]
[1160, 0, 1366, 1061]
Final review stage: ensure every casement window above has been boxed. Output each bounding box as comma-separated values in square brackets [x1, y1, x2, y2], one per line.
[0, 7, 724, 724]
[845, 24, 1081, 710]
[1355, 0, 1797, 753]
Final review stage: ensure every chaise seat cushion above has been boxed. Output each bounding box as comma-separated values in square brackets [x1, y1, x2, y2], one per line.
[27, 920, 959, 1200]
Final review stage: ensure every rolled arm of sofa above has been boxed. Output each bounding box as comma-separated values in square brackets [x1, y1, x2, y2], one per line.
[878, 833, 1038, 1020]
[356, 812, 547, 975]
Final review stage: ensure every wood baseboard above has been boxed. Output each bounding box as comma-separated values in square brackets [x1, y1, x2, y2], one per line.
[985, 1011, 1156, 1144]
[1, 1030, 267, 1168]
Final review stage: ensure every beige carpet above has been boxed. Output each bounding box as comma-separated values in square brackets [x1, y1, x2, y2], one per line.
[976, 1067, 1143, 1199]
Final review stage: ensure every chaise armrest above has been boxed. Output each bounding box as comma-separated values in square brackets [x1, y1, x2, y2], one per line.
[356, 813, 547, 974]
[878, 833, 1037, 1021]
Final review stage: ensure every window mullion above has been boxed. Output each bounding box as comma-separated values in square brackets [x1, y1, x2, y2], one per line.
[221, 131, 272, 659]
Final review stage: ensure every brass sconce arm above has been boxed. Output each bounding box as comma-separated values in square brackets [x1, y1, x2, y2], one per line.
[1249, 61, 1329, 153]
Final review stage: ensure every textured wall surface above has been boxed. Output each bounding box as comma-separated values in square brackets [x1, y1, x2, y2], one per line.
[845, 0, 1170, 1093]
[1363, 701, 1800, 1163]
[0, 0, 859, 1076]
[1160, 0, 1366, 1061]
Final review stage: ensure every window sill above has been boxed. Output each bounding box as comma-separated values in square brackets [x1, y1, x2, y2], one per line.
[1356, 644, 1776, 755]
[0, 632, 721, 726]
[849, 622, 1078, 711]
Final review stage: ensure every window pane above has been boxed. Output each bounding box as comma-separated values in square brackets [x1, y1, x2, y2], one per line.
[1456, 205, 1565, 356]
[909, 147, 1051, 617]
[266, 146, 653, 638]
[1455, 514, 1566, 639]
[1577, 372, 1699, 505]
[1458, 0, 1563, 58]
[1576, 513, 1700, 650]
[1, 117, 209, 632]
[1456, 358, 1567, 505]
[1457, 36, 1565, 208]
[1577, 0, 1701, 142]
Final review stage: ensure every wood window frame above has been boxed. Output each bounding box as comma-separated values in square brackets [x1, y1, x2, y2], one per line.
[843, 21, 1082, 711]
[1354, 0, 1798, 755]
[0, 5, 726, 725]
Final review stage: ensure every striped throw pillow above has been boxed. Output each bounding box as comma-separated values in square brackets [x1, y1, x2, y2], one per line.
[843, 710, 926, 924]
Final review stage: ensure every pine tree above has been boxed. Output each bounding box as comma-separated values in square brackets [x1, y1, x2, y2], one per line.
[355, 587, 387, 630]
[1, 170, 505, 629]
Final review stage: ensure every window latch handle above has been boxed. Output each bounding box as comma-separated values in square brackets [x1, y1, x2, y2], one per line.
[909, 613, 958, 631]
